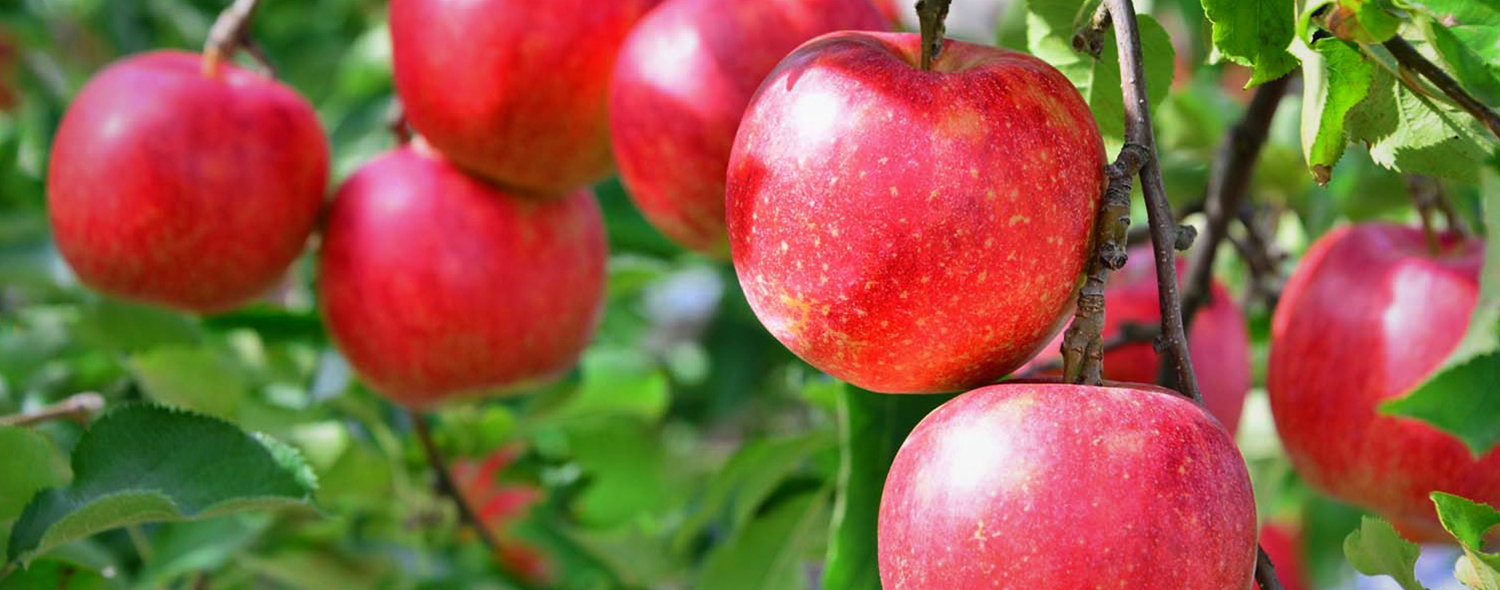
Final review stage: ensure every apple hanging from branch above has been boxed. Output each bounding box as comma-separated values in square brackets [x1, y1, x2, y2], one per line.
[878, 382, 1259, 588]
[318, 142, 607, 407]
[726, 31, 1107, 393]
[47, 51, 329, 312]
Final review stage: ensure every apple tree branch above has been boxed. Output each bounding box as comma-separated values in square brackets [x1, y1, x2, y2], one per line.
[1179, 74, 1293, 330]
[407, 409, 539, 590]
[1097, 1, 1285, 588]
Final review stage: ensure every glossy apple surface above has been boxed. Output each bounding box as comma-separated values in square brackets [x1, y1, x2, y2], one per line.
[48, 51, 328, 312]
[1025, 244, 1252, 433]
[878, 381, 1258, 588]
[1269, 223, 1500, 539]
[390, 0, 657, 195]
[727, 32, 1106, 393]
[319, 143, 606, 406]
[609, 0, 887, 255]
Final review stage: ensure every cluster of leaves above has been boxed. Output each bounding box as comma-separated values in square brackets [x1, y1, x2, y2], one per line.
[0, 0, 1497, 589]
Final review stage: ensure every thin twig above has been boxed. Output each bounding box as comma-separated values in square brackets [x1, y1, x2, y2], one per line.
[1180, 74, 1292, 329]
[202, 0, 265, 77]
[0, 392, 105, 427]
[1104, 0, 1201, 405]
[1061, 145, 1147, 384]
[407, 409, 538, 589]
[1383, 35, 1500, 140]
[1102, 2, 1286, 587]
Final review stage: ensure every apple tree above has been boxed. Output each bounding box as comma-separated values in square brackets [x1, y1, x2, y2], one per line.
[0, 0, 1496, 588]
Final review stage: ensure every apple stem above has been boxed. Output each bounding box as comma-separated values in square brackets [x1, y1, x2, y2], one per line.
[914, 0, 951, 70]
[1061, 144, 1146, 385]
[1406, 175, 1468, 257]
[407, 409, 541, 590]
[1098, 2, 1290, 587]
[202, 0, 265, 78]
[388, 101, 413, 146]
[1179, 74, 1292, 332]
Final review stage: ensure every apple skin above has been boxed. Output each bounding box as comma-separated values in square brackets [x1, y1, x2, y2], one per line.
[1268, 222, 1500, 540]
[1258, 523, 1307, 590]
[318, 143, 606, 407]
[47, 51, 328, 313]
[609, 0, 888, 256]
[1025, 244, 1252, 434]
[726, 32, 1106, 393]
[878, 381, 1258, 588]
[390, 0, 657, 196]
[872, 0, 902, 24]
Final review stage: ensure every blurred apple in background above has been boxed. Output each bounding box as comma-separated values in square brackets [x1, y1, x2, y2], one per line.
[609, 0, 888, 255]
[1269, 223, 1500, 541]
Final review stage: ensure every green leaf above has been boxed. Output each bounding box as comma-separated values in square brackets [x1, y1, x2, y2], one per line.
[821, 387, 955, 590]
[1025, 1, 1176, 140]
[128, 346, 252, 419]
[698, 487, 832, 590]
[1383, 172, 1500, 454]
[6, 404, 317, 564]
[1203, 0, 1299, 85]
[1421, 16, 1500, 107]
[1343, 516, 1428, 590]
[1457, 555, 1500, 590]
[674, 433, 833, 553]
[1299, 38, 1377, 183]
[1344, 61, 1492, 184]
[1432, 493, 1500, 575]
[73, 299, 201, 354]
[0, 427, 68, 522]
[564, 418, 678, 527]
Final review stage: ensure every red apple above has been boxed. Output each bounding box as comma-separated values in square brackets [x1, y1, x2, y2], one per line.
[1258, 523, 1307, 590]
[1024, 244, 1252, 434]
[878, 381, 1258, 588]
[872, 0, 903, 24]
[726, 32, 1106, 393]
[390, 0, 657, 195]
[609, 0, 888, 255]
[318, 143, 606, 407]
[1269, 223, 1500, 539]
[47, 51, 328, 312]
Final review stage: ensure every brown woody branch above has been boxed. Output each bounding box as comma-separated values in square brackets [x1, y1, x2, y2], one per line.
[1382, 35, 1500, 141]
[1100, 1, 1284, 588]
[1072, 2, 1113, 58]
[1103, 0, 1202, 405]
[1180, 74, 1293, 329]
[407, 410, 538, 589]
[1036, 321, 1158, 380]
[1061, 145, 1146, 384]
